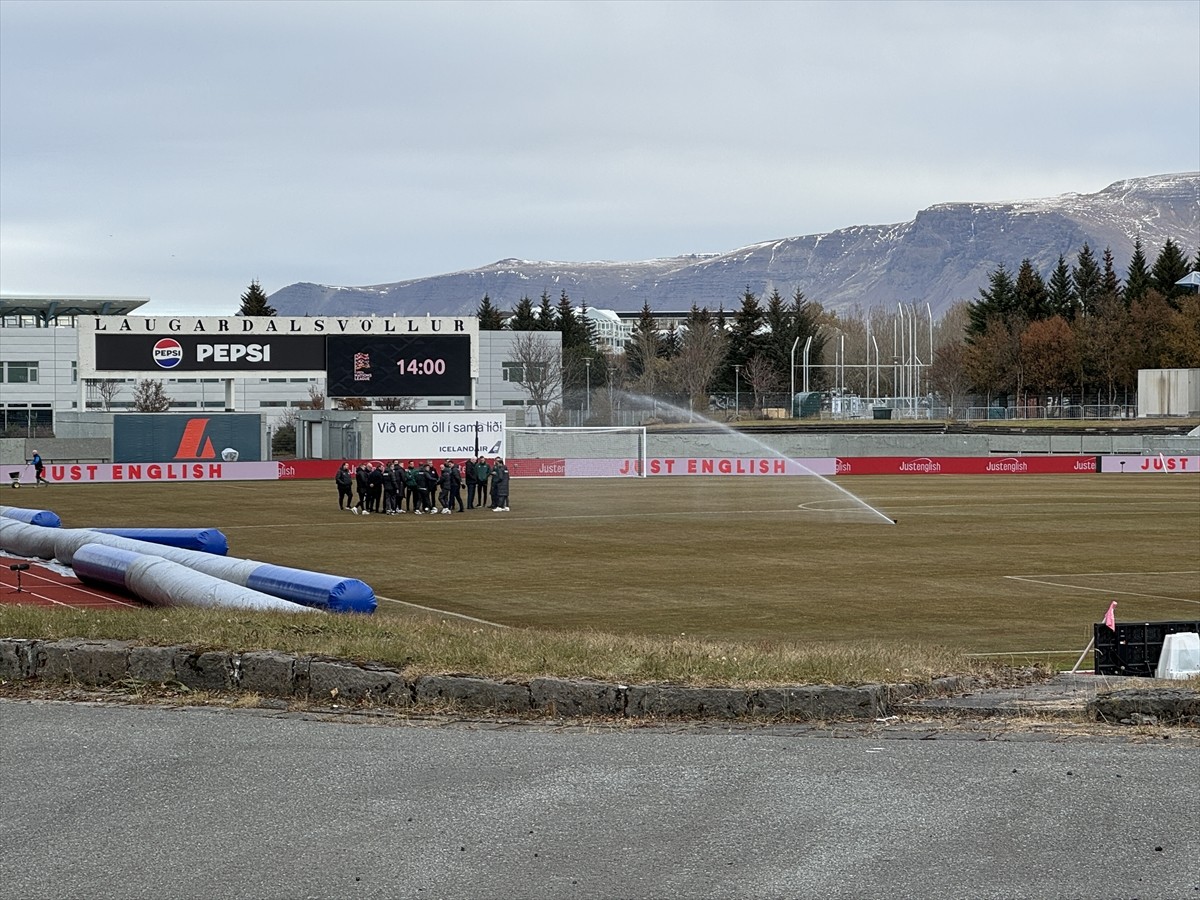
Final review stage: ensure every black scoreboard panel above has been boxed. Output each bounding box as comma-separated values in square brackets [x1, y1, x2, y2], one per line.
[325, 334, 472, 397]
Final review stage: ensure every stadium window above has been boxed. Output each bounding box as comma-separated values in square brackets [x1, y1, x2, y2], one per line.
[501, 362, 523, 382]
[3, 361, 38, 383]
[427, 400, 451, 407]
[71, 361, 77, 383]
[501, 399, 526, 406]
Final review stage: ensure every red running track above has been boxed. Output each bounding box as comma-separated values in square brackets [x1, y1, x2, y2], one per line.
[0, 554, 145, 611]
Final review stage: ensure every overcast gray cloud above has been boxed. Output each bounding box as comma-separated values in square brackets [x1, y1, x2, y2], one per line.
[1, 0, 1197, 315]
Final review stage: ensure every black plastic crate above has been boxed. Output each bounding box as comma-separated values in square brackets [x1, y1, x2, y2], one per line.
[1094, 620, 1200, 676]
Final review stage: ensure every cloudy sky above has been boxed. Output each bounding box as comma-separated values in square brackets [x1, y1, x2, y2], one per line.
[2, 0, 1197, 316]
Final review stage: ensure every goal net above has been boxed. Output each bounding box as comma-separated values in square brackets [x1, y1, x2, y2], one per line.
[505, 426, 648, 478]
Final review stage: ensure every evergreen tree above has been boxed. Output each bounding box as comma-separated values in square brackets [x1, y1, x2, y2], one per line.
[1101, 247, 1121, 300]
[728, 286, 766, 373]
[1072, 243, 1102, 317]
[476, 293, 505, 330]
[967, 263, 1017, 338]
[508, 295, 538, 331]
[1151, 237, 1190, 305]
[1013, 258, 1049, 321]
[626, 303, 662, 379]
[238, 279, 276, 317]
[790, 288, 828, 391]
[1124, 236, 1152, 304]
[1046, 255, 1076, 319]
[577, 298, 599, 350]
[555, 290, 590, 350]
[535, 290, 556, 331]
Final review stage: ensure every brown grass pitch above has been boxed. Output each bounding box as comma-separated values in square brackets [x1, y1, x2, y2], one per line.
[3, 474, 1195, 679]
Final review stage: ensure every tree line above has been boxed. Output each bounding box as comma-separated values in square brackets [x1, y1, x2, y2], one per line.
[481, 236, 1199, 419]
[960, 237, 1199, 407]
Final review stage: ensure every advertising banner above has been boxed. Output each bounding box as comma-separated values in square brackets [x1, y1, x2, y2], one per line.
[113, 414, 263, 463]
[95, 334, 326, 373]
[326, 335, 473, 398]
[1099, 454, 1199, 473]
[832, 456, 1100, 475]
[38, 461, 282, 484]
[370, 412, 506, 460]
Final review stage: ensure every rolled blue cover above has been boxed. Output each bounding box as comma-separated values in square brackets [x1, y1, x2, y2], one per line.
[72, 543, 140, 590]
[0, 506, 62, 528]
[91, 527, 230, 555]
[246, 563, 377, 614]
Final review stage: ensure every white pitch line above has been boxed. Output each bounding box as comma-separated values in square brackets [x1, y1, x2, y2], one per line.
[222, 505, 879, 530]
[1007, 570, 1199, 578]
[11, 567, 141, 608]
[375, 595, 507, 628]
[1003, 575, 1200, 605]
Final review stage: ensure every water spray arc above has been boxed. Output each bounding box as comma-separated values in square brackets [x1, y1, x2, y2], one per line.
[614, 390, 895, 525]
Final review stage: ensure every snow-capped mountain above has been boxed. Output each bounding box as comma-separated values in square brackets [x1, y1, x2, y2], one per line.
[270, 173, 1199, 319]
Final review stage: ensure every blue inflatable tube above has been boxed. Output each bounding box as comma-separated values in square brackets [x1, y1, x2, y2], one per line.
[247, 564, 376, 614]
[73, 543, 317, 614]
[0, 505, 62, 528]
[52, 529, 376, 615]
[91, 527, 230, 555]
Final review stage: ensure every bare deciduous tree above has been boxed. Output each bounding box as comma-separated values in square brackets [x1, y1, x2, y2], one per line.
[131, 379, 171, 412]
[92, 379, 123, 411]
[376, 396, 419, 411]
[742, 354, 780, 415]
[509, 332, 562, 426]
[667, 312, 727, 417]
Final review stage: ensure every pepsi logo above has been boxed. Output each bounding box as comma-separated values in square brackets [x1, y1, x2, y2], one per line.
[152, 338, 183, 369]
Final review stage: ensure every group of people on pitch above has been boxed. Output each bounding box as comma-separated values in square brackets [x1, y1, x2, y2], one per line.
[335, 457, 510, 516]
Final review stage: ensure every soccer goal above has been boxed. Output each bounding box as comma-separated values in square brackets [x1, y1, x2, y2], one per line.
[506, 426, 648, 477]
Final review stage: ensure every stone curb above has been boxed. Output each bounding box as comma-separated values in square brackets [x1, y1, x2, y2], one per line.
[0, 638, 904, 721]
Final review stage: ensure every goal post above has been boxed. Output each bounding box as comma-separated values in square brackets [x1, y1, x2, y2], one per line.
[505, 426, 648, 478]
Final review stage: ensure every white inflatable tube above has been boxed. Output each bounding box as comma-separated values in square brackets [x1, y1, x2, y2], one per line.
[0, 517, 59, 559]
[73, 543, 316, 614]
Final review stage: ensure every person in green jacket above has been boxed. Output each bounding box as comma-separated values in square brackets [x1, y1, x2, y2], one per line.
[470, 455, 491, 509]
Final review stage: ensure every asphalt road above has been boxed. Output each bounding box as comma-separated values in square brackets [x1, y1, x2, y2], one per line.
[1, 700, 1197, 900]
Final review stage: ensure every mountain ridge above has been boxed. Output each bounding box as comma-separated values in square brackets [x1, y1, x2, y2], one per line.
[270, 172, 1199, 319]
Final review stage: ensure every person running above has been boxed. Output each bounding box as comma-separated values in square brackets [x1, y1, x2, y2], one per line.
[490, 458, 510, 511]
[31, 450, 49, 486]
[335, 462, 353, 510]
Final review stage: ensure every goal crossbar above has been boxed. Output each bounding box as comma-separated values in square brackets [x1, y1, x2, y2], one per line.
[506, 426, 647, 477]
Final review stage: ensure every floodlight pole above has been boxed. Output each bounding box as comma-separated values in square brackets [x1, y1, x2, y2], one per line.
[789, 336, 800, 416]
[584, 357, 592, 418]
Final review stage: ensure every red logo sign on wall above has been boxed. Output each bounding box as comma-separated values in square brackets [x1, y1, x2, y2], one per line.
[174, 418, 218, 460]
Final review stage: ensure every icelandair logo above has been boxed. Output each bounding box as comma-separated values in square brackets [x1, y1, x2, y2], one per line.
[175, 418, 219, 460]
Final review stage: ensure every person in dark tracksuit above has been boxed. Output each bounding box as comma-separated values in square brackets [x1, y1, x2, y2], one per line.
[383, 462, 402, 514]
[335, 462, 353, 510]
[412, 463, 429, 515]
[438, 460, 454, 514]
[449, 461, 464, 512]
[473, 456, 491, 509]
[367, 463, 384, 513]
[424, 461, 439, 513]
[403, 461, 418, 512]
[490, 459, 510, 511]
[353, 463, 370, 515]
[465, 458, 479, 508]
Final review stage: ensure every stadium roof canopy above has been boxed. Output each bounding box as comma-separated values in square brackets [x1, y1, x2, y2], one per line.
[0, 294, 149, 322]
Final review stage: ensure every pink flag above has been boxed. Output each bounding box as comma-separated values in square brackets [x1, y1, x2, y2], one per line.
[1102, 601, 1117, 631]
